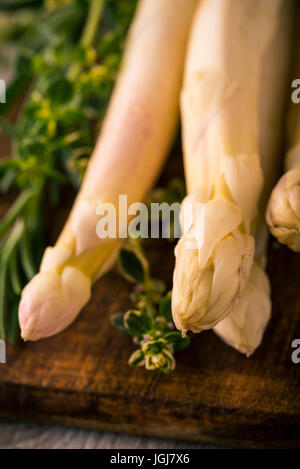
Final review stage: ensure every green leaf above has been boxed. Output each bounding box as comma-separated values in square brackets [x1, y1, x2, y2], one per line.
[39, 165, 66, 183]
[119, 248, 147, 284]
[1, 219, 25, 265]
[0, 159, 21, 173]
[128, 349, 145, 367]
[9, 251, 23, 296]
[0, 220, 24, 339]
[19, 229, 36, 280]
[111, 312, 127, 334]
[165, 331, 190, 351]
[159, 292, 172, 322]
[46, 77, 74, 104]
[0, 189, 34, 240]
[124, 310, 153, 338]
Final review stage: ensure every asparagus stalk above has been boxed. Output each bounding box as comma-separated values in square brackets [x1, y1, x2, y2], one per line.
[214, 0, 294, 356]
[19, 0, 198, 341]
[172, 0, 293, 335]
[266, 34, 300, 251]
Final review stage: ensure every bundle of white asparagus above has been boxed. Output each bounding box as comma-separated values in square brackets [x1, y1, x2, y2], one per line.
[172, 0, 293, 353]
[18, 0, 297, 361]
[19, 0, 198, 341]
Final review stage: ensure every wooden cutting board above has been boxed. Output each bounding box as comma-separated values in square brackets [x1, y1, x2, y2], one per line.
[0, 139, 299, 449]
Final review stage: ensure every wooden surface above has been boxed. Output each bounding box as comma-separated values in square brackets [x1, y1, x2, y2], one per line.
[0, 140, 299, 449]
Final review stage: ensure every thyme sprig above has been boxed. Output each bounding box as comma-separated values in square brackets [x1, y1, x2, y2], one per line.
[112, 180, 190, 373]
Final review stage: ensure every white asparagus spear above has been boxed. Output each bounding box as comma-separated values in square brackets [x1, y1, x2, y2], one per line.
[172, 0, 293, 334]
[266, 32, 300, 251]
[214, 0, 294, 356]
[19, 0, 198, 341]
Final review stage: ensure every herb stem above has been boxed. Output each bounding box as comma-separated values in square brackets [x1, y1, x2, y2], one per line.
[0, 219, 24, 339]
[68, 0, 106, 81]
[0, 189, 35, 240]
[9, 250, 23, 295]
[19, 227, 37, 280]
[81, 0, 105, 47]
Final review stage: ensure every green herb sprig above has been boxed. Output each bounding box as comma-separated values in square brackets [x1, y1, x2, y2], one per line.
[112, 180, 190, 373]
[0, 0, 137, 341]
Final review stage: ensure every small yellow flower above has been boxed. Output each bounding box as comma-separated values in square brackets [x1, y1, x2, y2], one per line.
[48, 120, 56, 137]
[21, 156, 37, 171]
[37, 108, 51, 119]
[79, 66, 106, 86]
[86, 48, 97, 65]
[41, 99, 50, 109]
[31, 91, 42, 103]
[89, 66, 107, 82]
[36, 100, 51, 119]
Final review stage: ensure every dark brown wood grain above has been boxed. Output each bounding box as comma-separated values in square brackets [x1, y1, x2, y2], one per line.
[0, 140, 299, 448]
